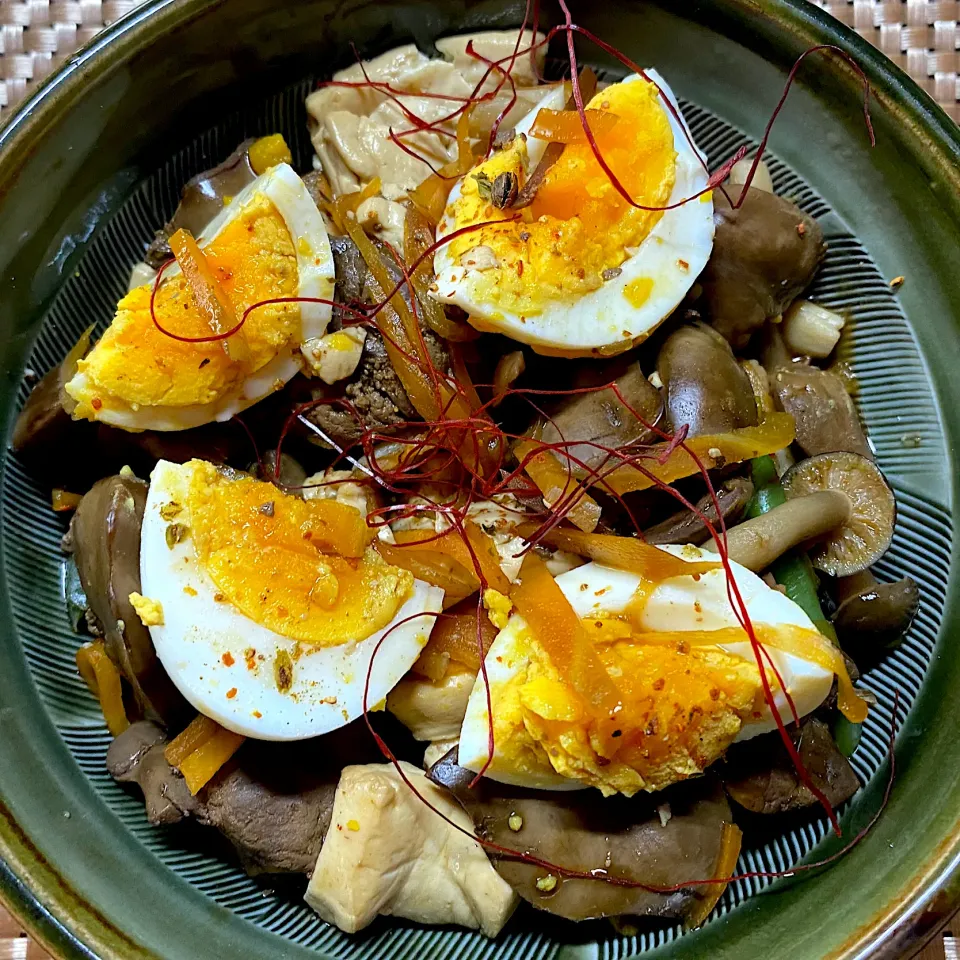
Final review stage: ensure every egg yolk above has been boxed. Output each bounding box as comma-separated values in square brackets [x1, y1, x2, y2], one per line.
[488, 620, 760, 796]
[68, 193, 300, 418]
[185, 463, 413, 647]
[446, 77, 676, 316]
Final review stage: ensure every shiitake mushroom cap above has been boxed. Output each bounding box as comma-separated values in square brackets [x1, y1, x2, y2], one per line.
[782, 452, 895, 576]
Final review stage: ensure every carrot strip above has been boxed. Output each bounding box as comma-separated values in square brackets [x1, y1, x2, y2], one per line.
[412, 597, 498, 681]
[601, 414, 796, 495]
[404, 205, 476, 342]
[449, 345, 504, 476]
[76, 641, 129, 737]
[376, 541, 478, 607]
[177, 726, 246, 795]
[514, 68, 597, 209]
[164, 714, 220, 767]
[684, 822, 742, 929]
[52, 489, 83, 512]
[298, 498, 376, 559]
[394, 522, 510, 594]
[514, 439, 602, 533]
[463, 520, 512, 594]
[168, 228, 250, 363]
[530, 107, 619, 143]
[511, 553, 622, 754]
[522, 525, 720, 580]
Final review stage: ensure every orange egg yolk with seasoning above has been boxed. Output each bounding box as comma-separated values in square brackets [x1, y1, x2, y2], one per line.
[186, 463, 412, 647]
[489, 619, 761, 796]
[447, 77, 676, 315]
[69, 193, 300, 417]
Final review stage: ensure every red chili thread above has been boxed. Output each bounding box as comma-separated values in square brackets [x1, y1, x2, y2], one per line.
[731, 43, 875, 208]
[361, 605, 898, 897]
[145, 2, 883, 842]
[148, 217, 513, 347]
[285, 369, 838, 833]
[272, 369, 844, 839]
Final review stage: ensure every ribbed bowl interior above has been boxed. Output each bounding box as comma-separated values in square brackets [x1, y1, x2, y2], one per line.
[1, 74, 950, 958]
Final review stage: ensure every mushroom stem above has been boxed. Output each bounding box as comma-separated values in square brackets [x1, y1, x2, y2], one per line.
[728, 157, 774, 194]
[707, 490, 851, 572]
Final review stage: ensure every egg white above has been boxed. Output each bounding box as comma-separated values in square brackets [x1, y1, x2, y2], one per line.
[67, 163, 335, 432]
[140, 460, 443, 740]
[432, 70, 715, 356]
[458, 544, 834, 789]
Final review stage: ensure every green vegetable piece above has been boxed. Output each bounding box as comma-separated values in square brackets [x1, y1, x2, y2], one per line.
[745, 455, 785, 519]
[832, 714, 862, 758]
[746, 457, 833, 640]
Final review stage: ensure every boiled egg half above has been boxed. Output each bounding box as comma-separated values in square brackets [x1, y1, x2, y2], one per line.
[433, 70, 714, 356]
[458, 545, 836, 795]
[139, 459, 442, 739]
[66, 163, 335, 431]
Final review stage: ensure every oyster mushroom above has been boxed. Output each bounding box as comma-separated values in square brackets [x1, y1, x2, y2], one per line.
[427, 748, 735, 924]
[771, 363, 872, 459]
[251, 449, 308, 492]
[72, 475, 190, 727]
[711, 490, 852, 572]
[12, 328, 97, 486]
[143, 139, 259, 269]
[722, 717, 859, 815]
[782, 452, 896, 576]
[107, 721, 369, 873]
[536, 357, 663, 472]
[701, 187, 826, 349]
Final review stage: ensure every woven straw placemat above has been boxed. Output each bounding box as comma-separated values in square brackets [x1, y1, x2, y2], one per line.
[0, 0, 958, 121]
[0, 0, 147, 115]
[813, 0, 960, 119]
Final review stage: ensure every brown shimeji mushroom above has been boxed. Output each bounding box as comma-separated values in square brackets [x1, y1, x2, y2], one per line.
[711, 490, 851, 572]
[782, 452, 896, 576]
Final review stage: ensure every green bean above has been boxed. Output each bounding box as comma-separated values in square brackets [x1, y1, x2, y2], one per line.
[832, 714, 862, 758]
[744, 456, 785, 518]
[771, 552, 836, 640]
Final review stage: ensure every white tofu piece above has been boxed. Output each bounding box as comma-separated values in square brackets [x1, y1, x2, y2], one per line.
[305, 761, 517, 936]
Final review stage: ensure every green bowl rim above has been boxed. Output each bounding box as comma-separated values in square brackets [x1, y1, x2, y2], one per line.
[1, 1, 959, 957]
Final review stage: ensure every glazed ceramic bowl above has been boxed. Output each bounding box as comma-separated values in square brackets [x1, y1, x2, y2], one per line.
[1, 1, 959, 958]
